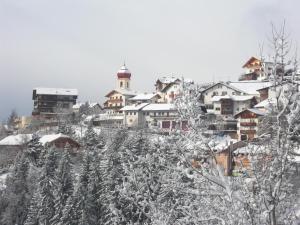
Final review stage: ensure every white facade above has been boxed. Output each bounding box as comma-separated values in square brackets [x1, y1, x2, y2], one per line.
[201, 83, 246, 112]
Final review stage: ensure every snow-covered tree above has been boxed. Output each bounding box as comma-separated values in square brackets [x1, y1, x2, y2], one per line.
[0, 154, 31, 225]
[50, 144, 74, 225]
[25, 134, 44, 166]
[36, 147, 57, 225]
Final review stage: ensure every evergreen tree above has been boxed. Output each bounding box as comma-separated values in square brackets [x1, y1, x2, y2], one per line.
[60, 151, 97, 225]
[24, 192, 39, 225]
[25, 134, 43, 166]
[50, 144, 74, 225]
[1, 153, 31, 225]
[36, 147, 57, 225]
[57, 121, 75, 137]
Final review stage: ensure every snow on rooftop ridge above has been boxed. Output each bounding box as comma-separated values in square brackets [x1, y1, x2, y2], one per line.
[157, 77, 179, 84]
[227, 81, 271, 95]
[39, 133, 70, 146]
[121, 103, 150, 111]
[114, 89, 139, 96]
[34, 87, 78, 96]
[254, 98, 277, 108]
[157, 77, 194, 84]
[0, 134, 33, 146]
[130, 93, 158, 100]
[142, 104, 176, 111]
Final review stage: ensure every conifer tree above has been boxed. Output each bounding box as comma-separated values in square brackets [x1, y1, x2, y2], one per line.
[50, 144, 74, 225]
[25, 134, 43, 166]
[1, 154, 31, 225]
[24, 192, 39, 225]
[36, 147, 57, 225]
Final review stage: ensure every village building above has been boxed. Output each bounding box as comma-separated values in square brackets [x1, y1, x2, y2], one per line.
[39, 133, 80, 153]
[234, 108, 266, 141]
[32, 87, 78, 118]
[121, 103, 184, 131]
[155, 77, 193, 103]
[239, 56, 273, 81]
[0, 134, 33, 168]
[155, 77, 181, 93]
[211, 95, 257, 116]
[103, 64, 138, 113]
[129, 93, 161, 104]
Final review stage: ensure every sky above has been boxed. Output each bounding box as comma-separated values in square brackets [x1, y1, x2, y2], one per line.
[0, 0, 299, 121]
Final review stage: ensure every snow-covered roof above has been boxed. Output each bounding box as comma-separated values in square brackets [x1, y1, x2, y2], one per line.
[34, 87, 78, 96]
[211, 139, 239, 152]
[117, 65, 131, 74]
[105, 89, 138, 97]
[234, 108, 267, 117]
[121, 103, 150, 111]
[212, 95, 254, 102]
[0, 134, 33, 146]
[201, 82, 247, 94]
[227, 81, 271, 95]
[142, 104, 176, 111]
[130, 93, 159, 101]
[254, 98, 276, 108]
[157, 77, 180, 84]
[39, 133, 70, 146]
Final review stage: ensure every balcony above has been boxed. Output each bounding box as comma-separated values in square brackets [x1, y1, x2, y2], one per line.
[240, 122, 257, 127]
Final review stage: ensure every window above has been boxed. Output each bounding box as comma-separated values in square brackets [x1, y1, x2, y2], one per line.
[206, 104, 213, 109]
[126, 82, 129, 88]
[215, 107, 220, 111]
[120, 82, 123, 88]
[221, 91, 227, 96]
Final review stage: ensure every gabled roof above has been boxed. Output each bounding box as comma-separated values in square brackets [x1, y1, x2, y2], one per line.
[130, 93, 160, 101]
[39, 133, 76, 146]
[201, 82, 246, 94]
[34, 88, 78, 96]
[242, 57, 261, 68]
[105, 89, 138, 97]
[228, 81, 271, 95]
[234, 108, 266, 118]
[121, 103, 150, 111]
[0, 134, 33, 146]
[254, 98, 276, 108]
[142, 104, 176, 111]
[156, 77, 180, 84]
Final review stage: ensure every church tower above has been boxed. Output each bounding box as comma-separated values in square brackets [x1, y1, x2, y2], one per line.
[117, 64, 131, 90]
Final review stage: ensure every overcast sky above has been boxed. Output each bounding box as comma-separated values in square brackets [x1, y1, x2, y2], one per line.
[0, 0, 299, 121]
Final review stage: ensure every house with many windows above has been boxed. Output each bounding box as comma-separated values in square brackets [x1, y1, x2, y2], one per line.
[32, 87, 78, 118]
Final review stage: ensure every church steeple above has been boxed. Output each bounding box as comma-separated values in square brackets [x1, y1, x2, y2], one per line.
[117, 63, 131, 90]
